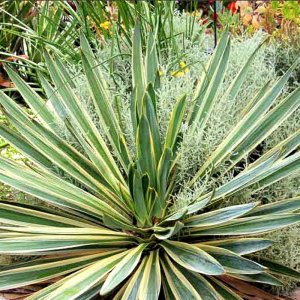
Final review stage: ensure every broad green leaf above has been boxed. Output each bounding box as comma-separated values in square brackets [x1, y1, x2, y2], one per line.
[154, 147, 172, 217]
[164, 95, 186, 151]
[175, 264, 222, 300]
[250, 129, 300, 168]
[27, 271, 79, 300]
[100, 244, 147, 295]
[0, 251, 119, 290]
[153, 221, 183, 240]
[0, 202, 96, 228]
[250, 152, 300, 193]
[0, 235, 133, 254]
[246, 197, 300, 217]
[138, 250, 161, 300]
[178, 197, 211, 217]
[0, 124, 52, 169]
[0, 226, 130, 236]
[132, 168, 150, 226]
[161, 275, 174, 300]
[203, 238, 272, 255]
[132, 23, 146, 118]
[120, 258, 146, 300]
[188, 28, 229, 125]
[143, 89, 162, 165]
[80, 33, 131, 169]
[137, 114, 156, 186]
[0, 156, 130, 224]
[160, 254, 202, 300]
[230, 272, 283, 286]
[160, 240, 224, 275]
[207, 278, 243, 300]
[255, 258, 300, 280]
[74, 282, 105, 300]
[184, 202, 258, 227]
[208, 152, 279, 202]
[45, 251, 128, 300]
[189, 38, 230, 134]
[197, 245, 266, 274]
[191, 214, 300, 236]
[189, 61, 296, 185]
[0, 89, 34, 127]
[227, 86, 300, 170]
[145, 31, 158, 84]
[5, 66, 56, 130]
[44, 51, 125, 185]
[39, 74, 68, 121]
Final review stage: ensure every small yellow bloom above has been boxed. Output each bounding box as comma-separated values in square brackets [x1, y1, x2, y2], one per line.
[100, 21, 111, 30]
[158, 69, 163, 77]
[179, 61, 189, 73]
[192, 10, 199, 17]
[171, 70, 185, 78]
[179, 61, 186, 69]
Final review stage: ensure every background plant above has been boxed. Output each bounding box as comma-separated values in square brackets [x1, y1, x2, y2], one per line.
[0, 0, 204, 90]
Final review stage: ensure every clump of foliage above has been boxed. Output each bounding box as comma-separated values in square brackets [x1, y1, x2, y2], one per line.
[0, 27, 299, 299]
[0, 0, 203, 87]
[215, 1, 300, 45]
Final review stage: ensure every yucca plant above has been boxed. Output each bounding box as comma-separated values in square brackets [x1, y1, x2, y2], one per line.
[0, 26, 299, 299]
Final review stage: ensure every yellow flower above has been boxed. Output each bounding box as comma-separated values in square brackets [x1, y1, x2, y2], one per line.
[100, 21, 111, 30]
[171, 71, 185, 78]
[179, 61, 186, 69]
[192, 10, 199, 17]
[158, 69, 163, 77]
[179, 61, 189, 73]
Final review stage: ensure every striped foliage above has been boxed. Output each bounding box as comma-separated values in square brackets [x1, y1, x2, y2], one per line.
[0, 27, 299, 299]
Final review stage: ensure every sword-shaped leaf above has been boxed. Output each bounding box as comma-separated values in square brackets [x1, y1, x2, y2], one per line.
[203, 238, 272, 255]
[0, 235, 132, 254]
[188, 28, 229, 125]
[191, 214, 300, 236]
[138, 250, 161, 300]
[161, 240, 224, 275]
[227, 86, 300, 170]
[160, 254, 202, 300]
[80, 33, 131, 169]
[136, 115, 156, 186]
[197, 245, 266, 274]
[189, 37, 230, 134]
[230, 272, 283, 286]
[0, 202, 95, 228]
[44, 251, 128, 300]
[184, 202, 258, 227]
[189, 60, 297, 185]
[246, 196, 300, 217]
[0, 251, 119, 290]
[100, 244, 147, 295]
[44, 51, 125, 185]
[207, 277, 242, 300]
[254, 258, 300, 280]
[5, 66, 56, 130]
[118, 257, 146, 300]
[164, 95, 186, 152]
[175, 264, 222, 300]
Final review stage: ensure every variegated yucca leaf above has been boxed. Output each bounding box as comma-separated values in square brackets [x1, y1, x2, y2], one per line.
[0, 26, 299, 299]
